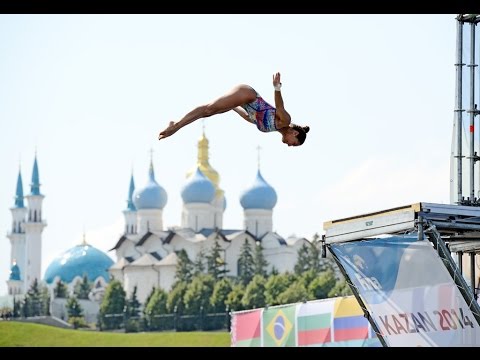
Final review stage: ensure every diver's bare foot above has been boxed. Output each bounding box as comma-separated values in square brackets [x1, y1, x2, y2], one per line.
[158, 121, 177, 140]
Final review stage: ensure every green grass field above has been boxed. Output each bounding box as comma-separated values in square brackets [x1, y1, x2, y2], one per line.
[0, 321, 231, 347]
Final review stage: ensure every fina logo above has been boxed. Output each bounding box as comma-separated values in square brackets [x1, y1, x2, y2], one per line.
[352, 254, 382, 291]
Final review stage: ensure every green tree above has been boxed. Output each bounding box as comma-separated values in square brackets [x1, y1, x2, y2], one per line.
[277, 281, 309, 304]
[210, 278, 233, 313]
[175, 249, 193, 283]
[66, 295, 83, 318]
[299, 268, 320, 290]
[98, 280, 126, 330]
[206, 240, 228, 280]
[241, 275, 267, 309]
[319, 258, 336, 274]
[13, 298, 20, 318]
[74, 274, 92, 300]
[166, 281, 188, 314]
[66, 295, 84, 329]
[253, 242, 268, 277]
[328, 279, 353, 297]
[193, 248, 206, 275]
[125, 286, 141, 318]
[308, 270, 336, 300]
[143, 286, 156, 314]
[24, 278, 42, 316]
[144, 288, 169, 330]
[40, 284, 51, 316]
[225, 284, 245, 312]
[54, 280, 68, 298]
[294, 243, 311, 275]
[264, 273, 292, 306]
[183, 274, 215, 315]
[237, 239, 255, 285]
[309, 233, 322, 272]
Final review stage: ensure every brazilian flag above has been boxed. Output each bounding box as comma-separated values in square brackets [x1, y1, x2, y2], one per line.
[263, 304, 297, 347]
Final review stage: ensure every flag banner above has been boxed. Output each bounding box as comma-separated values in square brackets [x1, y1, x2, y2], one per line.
[231, 308, 262, 347]
[330, 234, 480, 346]
[331, 296, 381, 347]
[263, 304, 297, 347]
[231, 296, 381, 347]
[297, 299, 333, 346]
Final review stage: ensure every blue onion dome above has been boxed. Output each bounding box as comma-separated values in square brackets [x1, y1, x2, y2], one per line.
[240, 169, 277, 210]
[181, 167, 215, 204]
[133, 161, 167, 210]
[44, 244, 114, 284]
[9, 261, 21, 281]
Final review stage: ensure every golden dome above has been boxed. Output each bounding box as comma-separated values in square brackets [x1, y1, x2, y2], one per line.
[186, 130, 224, 198]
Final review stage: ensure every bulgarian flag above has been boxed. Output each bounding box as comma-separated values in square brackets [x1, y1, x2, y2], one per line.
[231, 309, 262, 347]
[297, 299, 334, 346]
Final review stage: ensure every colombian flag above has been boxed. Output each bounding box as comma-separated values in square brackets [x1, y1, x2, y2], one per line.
[333, 297, 370, 343]
[231, 309, 262, 347]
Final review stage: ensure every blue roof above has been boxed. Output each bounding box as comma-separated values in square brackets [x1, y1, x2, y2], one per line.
[240, 169, 277, 210]
[44, 244, 114, 284]
[30, 155, 41, 196]
[181, 167, 215, 203]
[14, 170, 25, 208]
[9, 263, 21, 281]
[126, 174, 136, 211]
[133, 161, 167, 210]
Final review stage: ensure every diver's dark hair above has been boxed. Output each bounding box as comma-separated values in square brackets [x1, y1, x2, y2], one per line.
[291, 124, 310, 145]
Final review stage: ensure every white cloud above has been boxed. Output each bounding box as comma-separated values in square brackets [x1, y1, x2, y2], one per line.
[314, 156, 450, 224]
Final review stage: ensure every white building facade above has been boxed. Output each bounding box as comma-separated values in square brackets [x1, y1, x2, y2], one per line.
[110, 131, 309, 304]
[6, 155, 47, 296]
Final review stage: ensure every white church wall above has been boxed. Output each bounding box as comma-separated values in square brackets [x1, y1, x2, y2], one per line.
[137, 236, 169, 259]
[259, 233, 283, 250]
[137, 209, 164, 234]
[115, 239, 141, 261]
[223, 235, 257, 277]
[168, 235, 198, 261]
[157, 265, 176, 292]
[264, 247, 298, 273]
[51, 298, 100, 324]
[109, 268, 124, 284]
[123, 266, 159, 304]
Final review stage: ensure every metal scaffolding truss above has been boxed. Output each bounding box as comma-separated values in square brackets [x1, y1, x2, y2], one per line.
[323, 202, 480, 346]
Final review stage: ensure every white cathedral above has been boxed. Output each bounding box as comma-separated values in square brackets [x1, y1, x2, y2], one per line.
[6, 132, 309, 307]
[109, 131, 309, 303]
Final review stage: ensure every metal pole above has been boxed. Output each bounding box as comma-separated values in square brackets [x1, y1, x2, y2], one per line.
[418, 215, 424, 240]
[458, 251, 463, 275]
[471, 252, 477, 300]
[455, 16, 465, 203]
[424, 222, 480, 326]
[469, 21, 476, 200]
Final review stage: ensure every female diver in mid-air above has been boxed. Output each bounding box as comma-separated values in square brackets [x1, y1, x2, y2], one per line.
[158, 72, 310, 147]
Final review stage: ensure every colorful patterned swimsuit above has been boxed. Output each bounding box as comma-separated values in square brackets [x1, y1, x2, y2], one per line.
[241, 89, 278, 132]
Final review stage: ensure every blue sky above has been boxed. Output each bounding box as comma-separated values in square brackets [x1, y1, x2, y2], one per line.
[0, 14, 457, 295]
